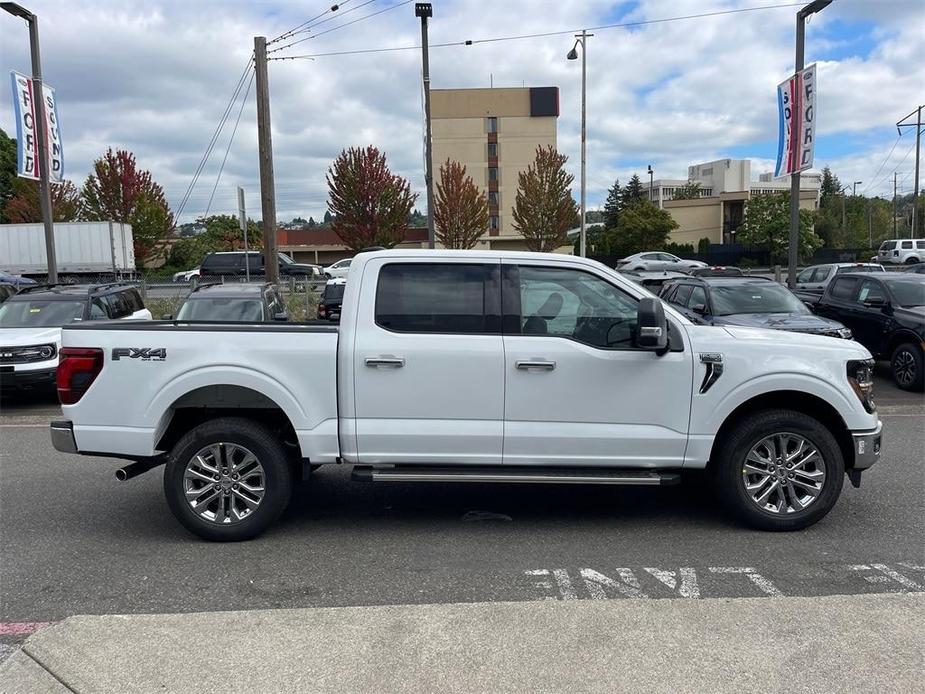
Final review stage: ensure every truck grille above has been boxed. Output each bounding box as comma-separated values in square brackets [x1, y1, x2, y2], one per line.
[0, 344, 57, 364]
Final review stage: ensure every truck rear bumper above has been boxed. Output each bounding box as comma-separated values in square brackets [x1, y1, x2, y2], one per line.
[50, 420, 78, 454]
[851, 421, 882, 470]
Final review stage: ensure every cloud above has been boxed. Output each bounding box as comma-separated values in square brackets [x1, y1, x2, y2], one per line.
[1, 0, 921, 222]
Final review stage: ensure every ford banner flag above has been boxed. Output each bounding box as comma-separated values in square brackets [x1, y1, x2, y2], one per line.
[10, 70, 64, 183]
[775, 64, 816, 179]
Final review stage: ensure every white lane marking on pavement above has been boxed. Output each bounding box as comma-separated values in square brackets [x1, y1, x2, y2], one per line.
[849, 564, 924, 591]
[579, 569, 648, 599]
[551, 569, 577, 600]
[644, 567, 700, 599]
[707, 567, 784, 597]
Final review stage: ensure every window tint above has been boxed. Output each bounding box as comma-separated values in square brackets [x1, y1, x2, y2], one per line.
[375, 263, 492, 334]
[659, 253, 679, 262]
[688, 286, 707, 310]
[672, 285, 694, 306]
[517, 266, 638, 349]
[880, 241, 896, 250]
[660, 284, 678, 301]
[902, 241, 913, 249]
[917, 241, 925, 249]
[124, 289, 144, 313]
[813, 267, 832, 281]
[797, 268, 814, 283]
[856, 279, 886, 304]
[89, 299, 108, 319]
[830, 277, 858, 301]
[641, 253, 659, 260]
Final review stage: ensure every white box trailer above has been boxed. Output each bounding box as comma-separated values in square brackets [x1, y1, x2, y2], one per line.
[0, 222, 136, 279]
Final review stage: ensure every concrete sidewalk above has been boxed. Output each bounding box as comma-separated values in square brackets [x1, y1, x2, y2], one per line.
[3, 593, 922, 693]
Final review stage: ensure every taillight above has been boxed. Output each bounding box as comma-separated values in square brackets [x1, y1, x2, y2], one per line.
[318, 304, 326, 316]
[57, 348, 104, 405]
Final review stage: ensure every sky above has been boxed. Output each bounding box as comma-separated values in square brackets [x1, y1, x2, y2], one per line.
[1, 0, 923, 223]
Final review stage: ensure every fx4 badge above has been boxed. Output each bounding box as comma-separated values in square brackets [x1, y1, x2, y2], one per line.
[112, 347, 167, 362]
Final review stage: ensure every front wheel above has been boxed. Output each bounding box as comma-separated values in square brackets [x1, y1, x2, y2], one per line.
[712, 409, 844, 531]
[891, 342, 924, 392]
[164, 417, 293, 541]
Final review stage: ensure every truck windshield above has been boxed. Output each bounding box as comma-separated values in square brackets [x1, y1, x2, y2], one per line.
[176, 298, 265, 322]
[711, 283, 808, 316]
[884, 278, 925, 307]
[0, 299, 86, 327]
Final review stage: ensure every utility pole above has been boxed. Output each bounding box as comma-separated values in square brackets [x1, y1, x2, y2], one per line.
[893, 172, 898, 236]
[254, 36, 279, 283]
[787, 0, 832, 288]
[237, 186, 250, 282]
[2, 3, 57, 282]
[415, 3, 435, 249]
[897, 105, 922, 237]
[567, 31, 592, 257]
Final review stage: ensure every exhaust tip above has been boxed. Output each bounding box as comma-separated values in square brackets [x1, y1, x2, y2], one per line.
[115, 468, 129, 481]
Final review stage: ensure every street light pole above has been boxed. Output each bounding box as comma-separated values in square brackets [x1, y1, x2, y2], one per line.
[647, 165, 654, 201]
[787, 0, 832, 288]
[415, 3, 435, 249]
[2, 2, 57, 283]
[567, 31, 592, 257]
[852, 180, 862, 196]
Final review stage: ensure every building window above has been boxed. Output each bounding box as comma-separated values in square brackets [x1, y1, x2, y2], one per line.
[488, 167, 498, 182]
[489, 215, 500, 230]
[486, 117, 498, 133]
[488, 191, 499, 206]
[487, 142, 498, 158]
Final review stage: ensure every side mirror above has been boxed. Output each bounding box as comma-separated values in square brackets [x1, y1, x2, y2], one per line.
[635, 298, 668, 353]
[802, 301, 815, 312]
[161, 313, 173, 320]
[863, 297, 887, 309]
[273, 311, 289, 321]
[690, 303, 707, 315]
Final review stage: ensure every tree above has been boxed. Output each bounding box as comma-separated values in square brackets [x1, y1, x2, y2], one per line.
[607, 200, 678, 256]
[323, 210, 333, 225]
[166, 215, 261, 270]
[80, 148, 174, 265]
[326, 146, 417, 251]
[602, 179, 622, 229]
[307, 216, 317, 227]
[4, 178, 81, 223]
[0, 128, 16, 223]
[621, 174, 645, 207]
[512, 145, 579, 252]
[671, 180, 703, 201]
[737, 191, 821, 263]
[433, 159, 489, 249]
[819, 166, 842, 210]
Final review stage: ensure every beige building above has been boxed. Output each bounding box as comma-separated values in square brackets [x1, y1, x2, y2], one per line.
[430, 87, 559, 250]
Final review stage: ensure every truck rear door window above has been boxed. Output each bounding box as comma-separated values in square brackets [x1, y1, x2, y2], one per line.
[375, 263, 495, 334]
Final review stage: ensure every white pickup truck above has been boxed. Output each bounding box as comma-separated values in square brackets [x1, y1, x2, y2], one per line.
[51, 250, 882, 541]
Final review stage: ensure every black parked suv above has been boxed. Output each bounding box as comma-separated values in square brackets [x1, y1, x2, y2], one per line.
[660, 276, 852, 338]
[813, 272, 925, 391]
[166, 282, 288, 322]
[199, 251, 318, 281]
[317, 279, 346, 321]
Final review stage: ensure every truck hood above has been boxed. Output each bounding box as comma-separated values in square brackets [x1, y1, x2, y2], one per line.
[719, 325, 871, 358]
[893, 305, 925, 323]
[713, 312, 848, 335]
[0, 327, 63, 346]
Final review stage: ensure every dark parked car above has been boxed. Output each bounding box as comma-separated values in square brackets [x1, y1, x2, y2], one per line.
[0, 284, 17, 304]
[813, 272, 925, 391]
[0, 270, 37, 287]
[660, 276, 852, 338]
[903, 263, 925, 275]
[199, 251, 318, 281]
[317, 278, 346, 322]
[167, 282, 288, 322]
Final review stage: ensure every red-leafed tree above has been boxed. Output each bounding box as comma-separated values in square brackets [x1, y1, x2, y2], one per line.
[326, 146, 417, 251]
[80, 148, 174, 265]
[3, 177, 81, 223]
[433, 159, 489, 249]
[512, 146, 579, 252]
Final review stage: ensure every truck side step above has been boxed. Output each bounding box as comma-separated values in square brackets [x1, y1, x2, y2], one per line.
[351, 466, 681, 486]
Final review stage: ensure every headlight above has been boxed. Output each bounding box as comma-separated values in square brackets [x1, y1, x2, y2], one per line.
[847, 359, 876, 413]
[837, 327, 853, 339]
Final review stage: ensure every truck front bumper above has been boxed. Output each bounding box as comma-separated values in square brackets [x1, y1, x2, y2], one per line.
[50, 420, 78, 454]
[851, 421, 882, 470]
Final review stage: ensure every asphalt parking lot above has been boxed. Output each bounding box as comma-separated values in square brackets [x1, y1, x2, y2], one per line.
[1, 370, 922, 665]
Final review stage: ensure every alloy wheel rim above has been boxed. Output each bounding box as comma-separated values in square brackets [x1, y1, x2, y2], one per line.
[183, 443, 266, 524]
[893, 350, 915, 386]
[741, 433, 825, 514]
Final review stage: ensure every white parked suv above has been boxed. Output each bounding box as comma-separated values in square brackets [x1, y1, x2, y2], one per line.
[0, 283, 151, 392]
[877, 239, 925, 265]
[50, 251, 881, 541]
[616, 252, 708, 272]
[323, 258, 352, 279]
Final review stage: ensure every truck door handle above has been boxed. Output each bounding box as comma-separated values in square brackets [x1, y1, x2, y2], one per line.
[516, 360, 556, 371]
[365, 357, 405, 368]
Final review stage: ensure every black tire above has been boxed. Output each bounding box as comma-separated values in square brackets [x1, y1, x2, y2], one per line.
[164, 417, 293, 541]
[633, 266, 645, 271]
[904, 257, 920, 265]
[712, 409, 844, 531]
[891, 342, 924, 392]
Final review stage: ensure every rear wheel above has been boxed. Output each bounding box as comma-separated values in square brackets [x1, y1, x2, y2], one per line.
[164, 417, 292, 541]
[891, 342, 924, 392]
[713, 410, 844, 531]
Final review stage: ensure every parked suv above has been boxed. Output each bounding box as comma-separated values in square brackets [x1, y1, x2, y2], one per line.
[660, 276, 852, 338]
[317, 278, 346, 321]
[167, 283, 288, 322]
[199, 252, 318, 280]
[813, 272, 925, 391]
[0, 283, 150, 391]
[877, 239, 925, 265]
[794, 262, 885, 298]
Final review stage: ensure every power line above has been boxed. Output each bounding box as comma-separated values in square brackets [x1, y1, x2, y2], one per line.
[174, 56, 254, 218]
[267, 1, 352, 45]
[269, 2, 804, 60]
[268, 0, 412, 55]
[865, 129, 924, 197]
[204, 71, 256, 218]
[861, 133, 903, 196]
